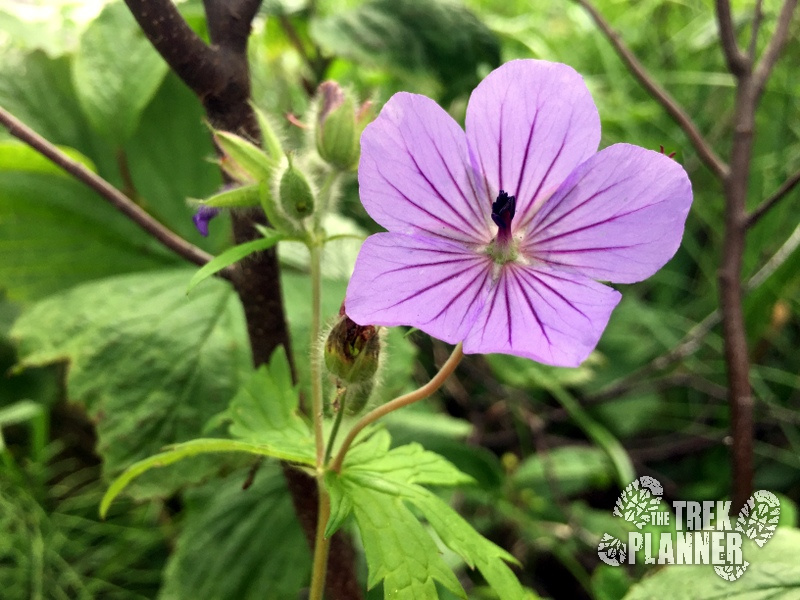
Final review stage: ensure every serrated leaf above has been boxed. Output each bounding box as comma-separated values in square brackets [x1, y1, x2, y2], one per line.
[187, 231, 286, 294]
[11, 269, 252, 499]
[329, 430, 524, 600]
[72, 2, 169, 143]
[225, 348, 315, 464]
[349, 484, 466, 599]
[160, 465, 310, 600]
[310, 0, 500, 101]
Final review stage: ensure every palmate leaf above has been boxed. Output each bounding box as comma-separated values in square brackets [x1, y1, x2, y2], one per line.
[325, 430, 526, 600]
[72, 2, 169, 143]
[98, 345, 315, 515]
[160, 464, 311, 600]
[11, 269, 252, 499]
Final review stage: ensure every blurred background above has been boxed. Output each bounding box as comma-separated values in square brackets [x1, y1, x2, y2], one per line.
[0, 0, 798, 598]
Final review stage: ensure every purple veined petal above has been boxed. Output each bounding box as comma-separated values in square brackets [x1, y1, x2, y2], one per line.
[465, 59, 600, 231]
[524, 144, 693, 284]
[359, 92, 493, 245]
[345, 232, 493, 344]
[463, 263, 621, 367]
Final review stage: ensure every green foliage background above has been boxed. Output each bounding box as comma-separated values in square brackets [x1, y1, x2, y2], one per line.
[0, 0, 798, 599]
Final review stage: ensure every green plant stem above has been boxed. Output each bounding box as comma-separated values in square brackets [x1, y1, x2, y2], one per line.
[315, 170, 340, 229]
[309, 487, 332, 600]
[309, 241, 325, 467]
[324, 389, 347, 464]
[308, 235, 331, 600]
[330, 343, 464, 473]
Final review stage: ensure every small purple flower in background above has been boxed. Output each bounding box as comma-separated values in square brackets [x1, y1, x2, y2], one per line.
[192, 206, 219, 237]
[345, 60, 692, 367]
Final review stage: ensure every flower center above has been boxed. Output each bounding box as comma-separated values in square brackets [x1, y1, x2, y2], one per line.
[487, 190, 518, 264]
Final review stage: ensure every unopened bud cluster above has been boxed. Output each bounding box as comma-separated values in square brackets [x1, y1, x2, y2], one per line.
[323, 308, 381, 415]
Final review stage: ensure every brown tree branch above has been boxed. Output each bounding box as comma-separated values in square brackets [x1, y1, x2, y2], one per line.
[717, 0, 795, 513]
[747, 167, 800, 228]
[753, 0, 798, 97]
[748, 0, 765, 62]
[124, 2, 362, 597]
[573, 0, 729, 180]
[0, 105, 226, 277]
[715, 0, 748, 75]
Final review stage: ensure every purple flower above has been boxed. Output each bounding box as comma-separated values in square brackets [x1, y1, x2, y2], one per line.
[345, 60, 692, 367]
[192, 206, 220, 237]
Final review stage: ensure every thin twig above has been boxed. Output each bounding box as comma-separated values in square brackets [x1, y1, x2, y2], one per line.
[573, 0, 729, 180]
[748, 0, 765, 62]
[753, 0, 799, 97]
[747, 167, 800, 227]
[0, 105, 227, 277]
[715, 0, 748, 75]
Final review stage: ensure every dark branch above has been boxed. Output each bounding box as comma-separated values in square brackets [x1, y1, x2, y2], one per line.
[747, 167, 800, 228]
[0, 105, 228, 277]
[715, 0, 749, 75]
[573, 0, 729, 180]
[123, 0, 222, 96]
[203, 0, 262, 53]
[753, 0, 798, 97]
[747, 0, 765, 62]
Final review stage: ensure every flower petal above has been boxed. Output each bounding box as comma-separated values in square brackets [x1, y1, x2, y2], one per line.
[525, 144, 693, 284]
[345, 232, 492, 344]
[359, 93, 492, 244]
[463, 264, 621, 367]
[465, 59, 600, 228]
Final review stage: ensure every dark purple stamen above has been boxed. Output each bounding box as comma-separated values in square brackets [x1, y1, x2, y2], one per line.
[491, 190, 516, 237]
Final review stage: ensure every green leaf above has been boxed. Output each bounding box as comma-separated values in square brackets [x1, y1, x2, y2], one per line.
[310, 0, 500, 102]
[623, 528, 800, 599]
[0, 141, 96, 175]
[160, 465, 310, 600]
[100, 438, 311, 517]
[225, 348, 315, 464]
[11, 269, 252, 499]
[187, 231, 286, 294]
[328, 429, 524, 600]
[0, 171, 178, 300]
[72, 2, 169, 143]
[513, 446, 615, 498]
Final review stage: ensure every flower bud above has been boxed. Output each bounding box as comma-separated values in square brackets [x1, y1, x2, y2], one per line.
[324, 312, 380, 385]
[315, 81, 361, 171]
[214, 130, 274, 183]
[341, 380, 374, 416]
[278, 155, 316, 221]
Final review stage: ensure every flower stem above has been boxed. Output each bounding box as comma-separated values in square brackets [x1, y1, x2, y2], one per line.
[308, 486, 332, 600]
[307, 237, 330, 600]
[324, 388, 347, 464]
[330, 343, 464, 473]
[308, 238, 325, 466]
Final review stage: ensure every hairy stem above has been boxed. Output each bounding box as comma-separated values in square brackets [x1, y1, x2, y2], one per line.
[331, 343, 464, 473]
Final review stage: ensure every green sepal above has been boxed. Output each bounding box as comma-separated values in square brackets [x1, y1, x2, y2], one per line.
[251, 103, 285, 163]
[214, 129, 274, 183]
[259, 182, 304, 236]
[190, 183, 261, 209]
[279, 155, 316, 220]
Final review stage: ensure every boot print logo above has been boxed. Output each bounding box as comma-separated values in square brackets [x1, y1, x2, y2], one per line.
[598, 477, 780, 581]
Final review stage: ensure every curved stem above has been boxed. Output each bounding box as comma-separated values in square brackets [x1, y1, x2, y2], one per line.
[330, 343, 464, 473]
